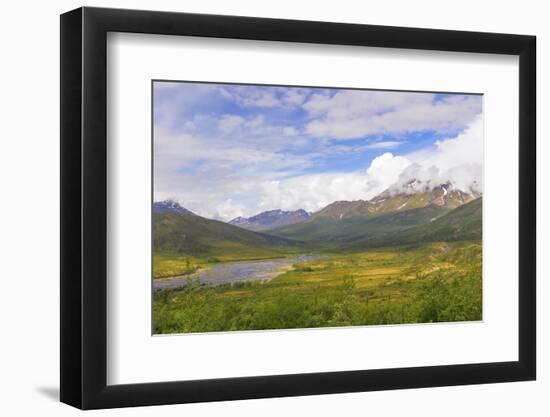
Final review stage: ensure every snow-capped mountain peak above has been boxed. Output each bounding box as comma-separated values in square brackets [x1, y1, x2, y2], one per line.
[153, 200, 194, 215]
[312, 180, 480, 220]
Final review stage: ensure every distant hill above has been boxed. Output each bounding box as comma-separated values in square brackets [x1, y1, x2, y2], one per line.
[229, 209, 311, 231]
[401, 196, 482, 243]
[153, 210, 300, 258]
[153, 188, 481, 257]
[267, 197, 482, 250]
[153, 200, 195, 215]
[340, 197, 482, 250]
[269, 204, 450, 245]
[267, 181, 481, 246]
[313, 182, 477, 220]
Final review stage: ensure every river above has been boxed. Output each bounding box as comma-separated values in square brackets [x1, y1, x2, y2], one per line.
[153, 254, 318, 291]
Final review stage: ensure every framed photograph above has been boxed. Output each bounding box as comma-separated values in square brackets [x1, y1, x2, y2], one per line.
[60, 7, 536, 409]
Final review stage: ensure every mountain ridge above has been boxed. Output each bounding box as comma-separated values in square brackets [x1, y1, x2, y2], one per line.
[152, 180, 482, 256]
[153, 210, 300, 258]
[340, 197, 483, 249]
[268, 197, 482, 250]
[153, 200, 195, 215]
[229, 209, 311, 231]
[313, 182, 479, 221]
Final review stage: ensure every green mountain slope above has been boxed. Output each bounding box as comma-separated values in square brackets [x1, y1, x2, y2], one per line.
[342, 197, 482, 249]
[267, 198, 482, 250]
[153, 211, 301, 258]
[154, 196, 481, 264]
[406, 196, 482, 242]
[269, 204, 450, 245]
[313, 183, 477, 220]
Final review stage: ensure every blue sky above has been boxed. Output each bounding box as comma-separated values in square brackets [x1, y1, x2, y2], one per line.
[153, 81, 483, 220]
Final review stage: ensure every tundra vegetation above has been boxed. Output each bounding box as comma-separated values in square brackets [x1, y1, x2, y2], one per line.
[154, 242, 481, 333]
[153, 196, 482, 334]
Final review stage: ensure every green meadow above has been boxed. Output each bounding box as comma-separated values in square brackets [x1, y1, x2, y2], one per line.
[153, 251, 300, 279]
[153, 241, 482, 334]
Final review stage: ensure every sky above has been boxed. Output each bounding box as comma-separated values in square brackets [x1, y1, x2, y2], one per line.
[153, 81, 483, 221]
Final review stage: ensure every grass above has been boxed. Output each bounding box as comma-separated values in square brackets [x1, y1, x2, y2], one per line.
[153, 250, 303, 279]
[153, 253, 204, 279]
[153, 241, 482, 333]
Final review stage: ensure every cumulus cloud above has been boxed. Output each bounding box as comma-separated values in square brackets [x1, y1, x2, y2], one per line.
[248, 118, 482, 218]
[254, 155, 408, 214]
[396, 115, 484, 193]
[364, 152, 412, 193]
[155, 115, 483, 220]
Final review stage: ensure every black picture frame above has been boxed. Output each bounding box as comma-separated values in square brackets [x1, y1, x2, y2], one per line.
[60, 6, 536, 410]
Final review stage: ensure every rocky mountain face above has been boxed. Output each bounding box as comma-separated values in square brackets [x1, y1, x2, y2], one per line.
[229, 209, 311, 231]
[313, 181, 480, 221]
[153, 200, 195, 215]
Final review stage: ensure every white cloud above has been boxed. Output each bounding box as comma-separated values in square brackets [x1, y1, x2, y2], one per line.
[282, 126, 298, 136]
[245, 115, 265, 129]
[255, 168, 393, 215]
[303, 90, 481, 139]
[365, 141, 402, 150]
[218, 115, 245, 133]
[153, 127, 317, 219]
[154, 128, 309, 172]
[253, 92, 280, 108]
[282, 90, 307, 106]
[213, 199, 248, 221]
[396, 115, 484, 193]
[250, 152, 411, 215]
[364, 152, 411, 192]
[154, 83, 483, 221]
[214, 113, 293, 140]
[217, 86, 310, 109]
[155, 116, 483, 220]
[218, 87, 282, 108]
[248, 119, 482, 218]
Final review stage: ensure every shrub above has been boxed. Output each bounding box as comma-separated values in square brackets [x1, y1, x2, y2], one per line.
[294, 266, 313, 272]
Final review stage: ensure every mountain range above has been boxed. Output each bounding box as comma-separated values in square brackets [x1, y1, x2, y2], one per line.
[153, 181, 482, 256]
[229, 209, 311, 231]
[226, 181, 479, 228]
[153, 200, 195, 215]
[313, 182, 477, 220]
[267, 183, 481, 249]
[153, 206, 299, 259]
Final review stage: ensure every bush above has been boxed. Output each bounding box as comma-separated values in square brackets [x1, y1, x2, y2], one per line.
[415, 273, 482, 323]
[294, 265, 313, 272]
[153, 244, 482, 333]
[207, 257, 221, 263]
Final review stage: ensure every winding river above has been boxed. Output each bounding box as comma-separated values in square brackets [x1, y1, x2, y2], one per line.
[153, 254, 318, 291]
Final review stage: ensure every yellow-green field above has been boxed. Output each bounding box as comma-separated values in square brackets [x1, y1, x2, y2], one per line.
[153, 241, 482, 334]
[153, 250, 301, 279]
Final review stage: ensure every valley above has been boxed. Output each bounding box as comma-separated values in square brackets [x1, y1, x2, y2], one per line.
[153, 241, 482, 333]
[152, 183, 483, 334]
